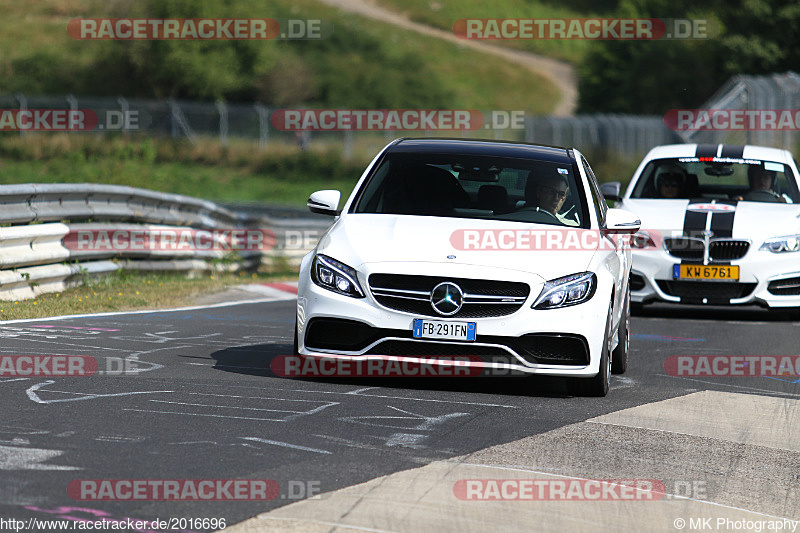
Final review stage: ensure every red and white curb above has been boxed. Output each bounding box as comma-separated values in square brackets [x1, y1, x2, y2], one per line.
[237, 281, 298, 300]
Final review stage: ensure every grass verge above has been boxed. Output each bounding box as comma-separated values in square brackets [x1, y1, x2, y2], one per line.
[0, 268, 297, 321]
[0, 134, 370, 206]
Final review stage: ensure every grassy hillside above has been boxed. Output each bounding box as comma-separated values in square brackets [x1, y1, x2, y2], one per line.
[0, 0, 569, 207]
[374, 0, 617, 64]
[0, 0, 559, 112]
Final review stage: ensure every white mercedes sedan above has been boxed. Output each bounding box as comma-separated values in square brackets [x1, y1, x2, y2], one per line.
[294, 138, 640, 396]
[604, 143, 800, 314]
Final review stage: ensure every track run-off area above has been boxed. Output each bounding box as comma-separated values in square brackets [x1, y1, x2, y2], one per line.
[0, 284, 799, 532]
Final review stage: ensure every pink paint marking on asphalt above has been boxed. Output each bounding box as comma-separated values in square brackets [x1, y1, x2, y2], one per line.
[27, 325, 120, 331]
[261, 282, 298, 295]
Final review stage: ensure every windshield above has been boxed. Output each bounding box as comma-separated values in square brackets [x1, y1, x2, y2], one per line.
[631, 157, 799, 203]
[351, 153, 589, 227]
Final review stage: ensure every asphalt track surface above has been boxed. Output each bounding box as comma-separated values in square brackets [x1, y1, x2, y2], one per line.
[0, 290, 799, 532]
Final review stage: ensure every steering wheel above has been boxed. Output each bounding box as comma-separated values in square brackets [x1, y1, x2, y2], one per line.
[515, 206, 562, 224]
[742, 189, 784, 203]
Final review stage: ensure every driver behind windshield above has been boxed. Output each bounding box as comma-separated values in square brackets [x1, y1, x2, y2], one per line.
[744, 165, 786, 202]
[524, 169, 578, 226]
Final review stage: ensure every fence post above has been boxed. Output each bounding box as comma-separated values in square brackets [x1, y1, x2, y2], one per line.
[118, 96, 130, 136]
[344, 129, 353, 160]
[216, 100, 228, 147]
[14, 93, 27, 137]
[255, 104, 270, 148]
[167, 99, 196, 144]
[66, 94, 78, 112]
[524, 115, 534, 143]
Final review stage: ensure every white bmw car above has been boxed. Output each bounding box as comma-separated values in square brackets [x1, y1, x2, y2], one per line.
[295, 138, 641, 396]
[604, 144, 800, 312]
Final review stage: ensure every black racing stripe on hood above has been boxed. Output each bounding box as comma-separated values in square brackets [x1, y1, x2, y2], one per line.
[682, 204, 708, 239]
[695, 144, 718, 158]
[721, 145, 745, 159]
[709, 200, 738, 239]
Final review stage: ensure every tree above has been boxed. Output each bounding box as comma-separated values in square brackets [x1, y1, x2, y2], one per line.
[578, 0, 800, 113]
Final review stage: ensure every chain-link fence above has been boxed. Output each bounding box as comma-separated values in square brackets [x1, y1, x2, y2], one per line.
[678, 71, 800, 149]
[0, 92, 694, 160]
[525, 115, 681, 156]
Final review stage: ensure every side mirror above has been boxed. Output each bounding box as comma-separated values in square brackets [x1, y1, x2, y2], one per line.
[307, 190, 341, 216]
[600, 182, 622, 202]
[604, 208, 640, 234]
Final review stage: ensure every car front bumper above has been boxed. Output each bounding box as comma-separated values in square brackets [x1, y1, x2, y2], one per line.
[296, 254, 614, 378]
[630, 247, 800, 308]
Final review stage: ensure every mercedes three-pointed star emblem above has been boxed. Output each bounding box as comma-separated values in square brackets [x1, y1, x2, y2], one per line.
[430, 282, 464, 316]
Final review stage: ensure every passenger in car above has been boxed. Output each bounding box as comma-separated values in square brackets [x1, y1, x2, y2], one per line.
[655, 166, 687, 199]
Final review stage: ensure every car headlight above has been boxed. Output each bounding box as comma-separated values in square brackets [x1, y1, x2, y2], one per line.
[631, 231, 656, 249]
[760, 235, 800, 253]
[312, 254, 365, 298]
[532, 272, 597, 310]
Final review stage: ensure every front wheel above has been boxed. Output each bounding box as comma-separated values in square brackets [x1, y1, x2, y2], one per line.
[292, 319, 299, 355]
[569, 305, 612, 397]
[611, 285, 630, 374]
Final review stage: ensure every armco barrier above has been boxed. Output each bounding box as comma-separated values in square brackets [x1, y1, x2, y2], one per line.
[0, 184, 329, 300]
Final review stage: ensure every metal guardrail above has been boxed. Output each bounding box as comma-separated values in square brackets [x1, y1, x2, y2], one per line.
[0, 183, 245, 227]
[0, 184, 328, 300]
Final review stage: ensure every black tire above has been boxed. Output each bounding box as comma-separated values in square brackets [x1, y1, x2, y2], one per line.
[570, 305, 612, 397]
[292, 319, 299, 355]
[611, 285, 630, 374]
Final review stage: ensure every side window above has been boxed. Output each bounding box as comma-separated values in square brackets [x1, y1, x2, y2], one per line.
[581, 156, 606, 226]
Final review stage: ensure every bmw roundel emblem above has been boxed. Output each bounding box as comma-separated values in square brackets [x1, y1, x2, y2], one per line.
[430, 282, 464, 316]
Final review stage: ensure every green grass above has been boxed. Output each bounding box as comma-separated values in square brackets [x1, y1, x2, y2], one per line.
[0, 134, 369, 205]
[0, 155, 360, 205]
[0, 132, 641, 208]
[0, 269, 297, 321]
[0, 0, 561, 114]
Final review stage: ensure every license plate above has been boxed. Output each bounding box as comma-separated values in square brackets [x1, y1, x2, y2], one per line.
[413, 319, 476, 341]
[673, 264, 740, 281]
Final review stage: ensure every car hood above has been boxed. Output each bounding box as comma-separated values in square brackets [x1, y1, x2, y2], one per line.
[316, 214, 600, 281]
[622, 199, 800, 242]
